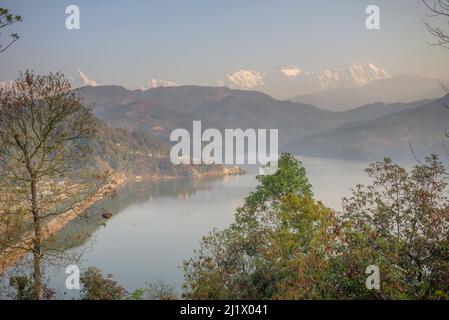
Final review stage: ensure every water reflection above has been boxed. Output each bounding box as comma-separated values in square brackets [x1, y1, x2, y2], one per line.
[49, 176, 229, 252]
[2, 156, 385, 298]
[43, 174, 256, 297]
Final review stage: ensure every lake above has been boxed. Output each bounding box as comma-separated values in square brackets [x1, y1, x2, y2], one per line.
[2, 156, 373, 298]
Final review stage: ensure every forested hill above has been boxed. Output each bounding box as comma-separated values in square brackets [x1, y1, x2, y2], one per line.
[87, 118, 224, 178]
[290, 94, 449, 161]
[79, 85, 446, 161]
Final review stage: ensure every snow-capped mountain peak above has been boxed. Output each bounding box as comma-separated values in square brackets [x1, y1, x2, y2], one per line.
[281, 66, 301, 79]
[222, 63, 391, 99]
[226, 69, 264, 89]
[311, 63, 391, 89]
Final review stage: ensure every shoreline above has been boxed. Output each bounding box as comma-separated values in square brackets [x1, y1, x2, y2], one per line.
[0, 167, 243, 274]
[0, 173, 127, 274]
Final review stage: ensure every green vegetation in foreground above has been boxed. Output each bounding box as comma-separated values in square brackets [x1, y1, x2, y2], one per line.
[181, 153, 449, 300]
[3, 153, 449, 300]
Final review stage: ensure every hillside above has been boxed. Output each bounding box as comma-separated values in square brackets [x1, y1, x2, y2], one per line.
[79, 86, 340, 147]
[291, 75, 444, 111]
[289, 95, 449, 161]
[339, 99, 432, 123]
[86, 118, 225, 178]
[79, 85, 436, 150]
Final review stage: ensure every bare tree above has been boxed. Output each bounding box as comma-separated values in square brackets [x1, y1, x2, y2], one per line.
[0, 71, 109, 299]
[424, 1, 449, 95]
[423, 0, 449, 47]
[0, 8, 22, 53]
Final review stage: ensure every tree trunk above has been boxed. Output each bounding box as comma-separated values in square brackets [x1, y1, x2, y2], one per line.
[32, 244, 43, 300]
[31, 178, 43, 300]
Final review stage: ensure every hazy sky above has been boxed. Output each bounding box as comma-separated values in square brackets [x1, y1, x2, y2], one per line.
[1, 0, 448, 88]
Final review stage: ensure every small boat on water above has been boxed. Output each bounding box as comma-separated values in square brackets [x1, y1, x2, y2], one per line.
[101, 212, 113, 219]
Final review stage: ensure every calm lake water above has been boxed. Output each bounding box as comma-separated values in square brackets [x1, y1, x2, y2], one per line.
[3, 156, 373, 298]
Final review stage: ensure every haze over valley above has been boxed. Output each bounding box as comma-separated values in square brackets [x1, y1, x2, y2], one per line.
[78, 82, 449, 162]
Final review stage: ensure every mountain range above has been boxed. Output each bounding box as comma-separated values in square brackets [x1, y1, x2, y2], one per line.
[221, 64, 445, 111]
[292, 74, 445, 111]
[224, 63, 390, 98]
[78, 84, 449, 162]
[289, 95, 449, 161]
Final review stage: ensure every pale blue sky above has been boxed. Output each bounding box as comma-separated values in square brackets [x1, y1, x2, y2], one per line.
[1, 0, 448, 87]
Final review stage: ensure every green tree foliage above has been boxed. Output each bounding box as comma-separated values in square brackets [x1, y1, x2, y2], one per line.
[336, 155, 449, 299]
[183, 154, 449, 300]
[129, 280, 177, 300]
[243, 153, 312, 209]
[80, 269, 177, 300]
[80, 267, 128, 300]
[7, 275, 55, 300]
[182, 154, 326, 299]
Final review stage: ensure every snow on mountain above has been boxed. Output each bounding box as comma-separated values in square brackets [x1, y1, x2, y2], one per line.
[310, 63, 391, 89]
[225, 69, 264, 89]
[281, 66, 301, 79]
[78, 70, 99, 87]
[222, 63, 391, 100]
[144, 79, 178, 89]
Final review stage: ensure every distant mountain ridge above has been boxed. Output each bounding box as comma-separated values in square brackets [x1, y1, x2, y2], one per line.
[289, 95, 449, 161]
[224, 63, 391, 100]
[291, 75, 445, 111]
[78, 85, 443, 163]
[79, 85, 352, 147]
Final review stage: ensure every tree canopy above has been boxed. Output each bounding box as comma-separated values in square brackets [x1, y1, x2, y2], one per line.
[183, 154, 449, 299]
